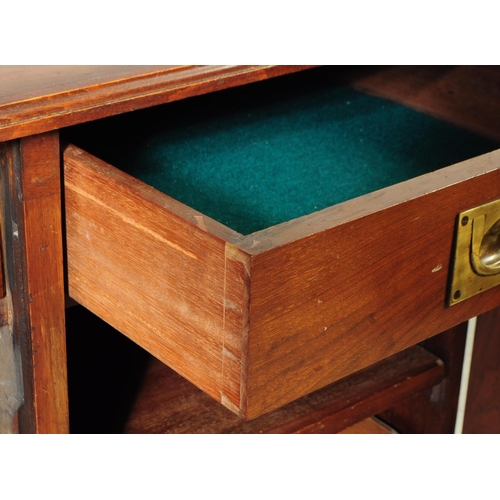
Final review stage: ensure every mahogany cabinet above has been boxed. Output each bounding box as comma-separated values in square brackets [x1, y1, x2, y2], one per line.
[1, 65, 499, 433]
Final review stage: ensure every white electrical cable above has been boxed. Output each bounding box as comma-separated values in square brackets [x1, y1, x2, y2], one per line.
[454, 316, 477, 434]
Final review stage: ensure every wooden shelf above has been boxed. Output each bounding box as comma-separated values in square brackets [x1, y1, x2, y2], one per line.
[65, 304, 443, 433]
[123, 344, 443, 433]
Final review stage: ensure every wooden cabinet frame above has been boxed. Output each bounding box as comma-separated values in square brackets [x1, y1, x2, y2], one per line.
[1, 65, 499, 433]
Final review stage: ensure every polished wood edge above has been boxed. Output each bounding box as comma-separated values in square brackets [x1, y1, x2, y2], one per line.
[0, 65, 186, 106]
[63, 140, 500, 258]
[0, 65, 315, 142]
[236, 149, 500, 254]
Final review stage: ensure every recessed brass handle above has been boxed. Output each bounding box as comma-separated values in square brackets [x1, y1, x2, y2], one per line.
[449, 198, 500, 305]
[471, 215, 500, 276]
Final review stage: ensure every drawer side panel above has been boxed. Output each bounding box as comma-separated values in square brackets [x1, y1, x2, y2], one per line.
[64, 145, 245, 411]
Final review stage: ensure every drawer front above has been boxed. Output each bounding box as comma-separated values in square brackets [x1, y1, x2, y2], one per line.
[241, 151, 500, 416]
[64, 144, 500, 419]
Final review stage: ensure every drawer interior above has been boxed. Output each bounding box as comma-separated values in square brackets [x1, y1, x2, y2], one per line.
[63, 66, 499, 235]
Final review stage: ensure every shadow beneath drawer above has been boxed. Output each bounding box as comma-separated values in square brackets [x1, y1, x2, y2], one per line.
[65, 305, 151, 433]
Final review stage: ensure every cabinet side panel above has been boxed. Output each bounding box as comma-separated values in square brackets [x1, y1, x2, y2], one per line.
[246, 160, 500, 418]
[1, 133, 69, 433]
[64, 145, 239, 406]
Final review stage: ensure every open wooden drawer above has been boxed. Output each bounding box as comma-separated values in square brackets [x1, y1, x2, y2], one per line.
[62, 66, 500, 420]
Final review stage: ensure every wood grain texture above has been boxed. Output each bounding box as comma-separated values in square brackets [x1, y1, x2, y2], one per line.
[0, 132, 68, 433]
[0, 66, 177, 104]
[122, 344, 443, 433]
[4, 66, 499, 432]
[377, 322, 468, 433]
[0, 66, 314, 142]
[462, 307, 500, 433]
[345, 66, 500, 142]
[64, 145, 248, 415]
[243, 151, 500, 417]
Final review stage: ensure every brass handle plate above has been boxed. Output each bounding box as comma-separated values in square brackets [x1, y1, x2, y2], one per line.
[449, 198, 500, 305]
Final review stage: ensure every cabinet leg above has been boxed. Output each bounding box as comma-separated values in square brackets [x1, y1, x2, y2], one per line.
[0, 131, 69, 433]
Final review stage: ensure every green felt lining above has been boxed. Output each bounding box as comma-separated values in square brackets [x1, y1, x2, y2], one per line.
[65, 69, 500, 235]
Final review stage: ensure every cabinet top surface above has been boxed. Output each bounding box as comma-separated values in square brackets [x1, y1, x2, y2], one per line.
[0, 65, 176, 105]
[0, 65, 309, 142]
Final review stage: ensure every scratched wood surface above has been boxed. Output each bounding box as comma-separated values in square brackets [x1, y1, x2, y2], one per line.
[0, 132, 68, 433]
[0, 66, 313, 142]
